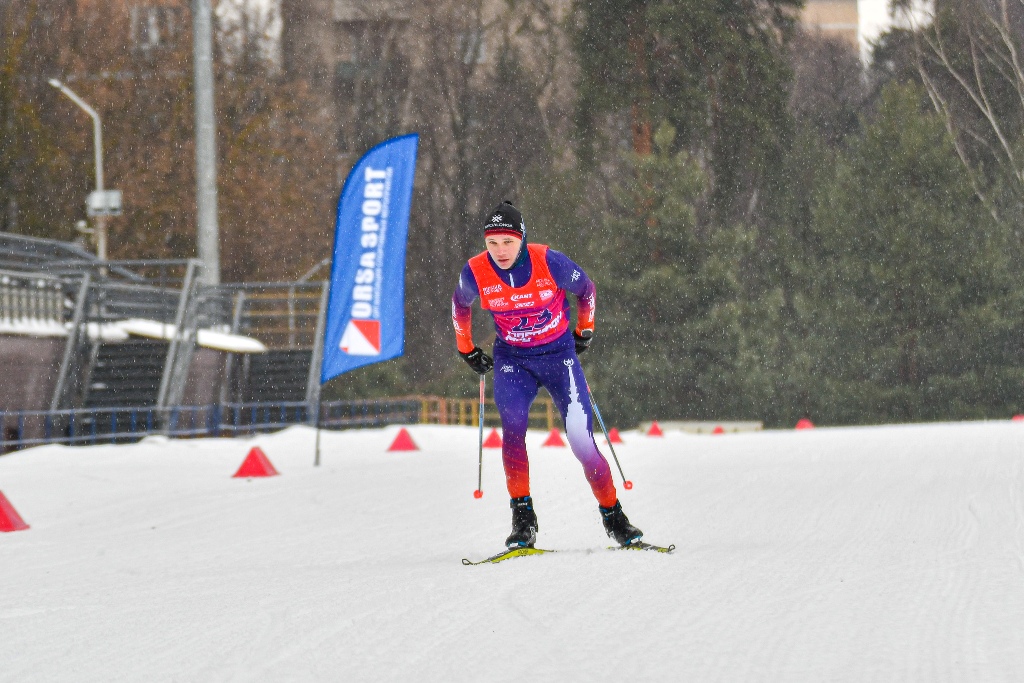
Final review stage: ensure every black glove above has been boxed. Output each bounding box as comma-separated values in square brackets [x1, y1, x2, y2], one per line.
[574, 329, 593, 355]
[460, 347, 494, 374]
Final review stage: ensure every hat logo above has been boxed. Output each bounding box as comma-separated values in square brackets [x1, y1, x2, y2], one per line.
[491, 213, 503, 222]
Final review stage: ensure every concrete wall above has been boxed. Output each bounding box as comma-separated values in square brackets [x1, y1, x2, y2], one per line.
[0, 335, 64, 413]
[181, 347, 227, 407]
[0, 335, 65, 449]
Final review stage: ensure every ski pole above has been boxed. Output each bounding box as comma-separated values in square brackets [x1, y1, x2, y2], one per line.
[474, 373, 485, 499]
[589, 389, 633, 490]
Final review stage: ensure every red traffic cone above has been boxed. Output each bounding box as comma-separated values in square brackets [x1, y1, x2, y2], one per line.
[795, 418, 815, 430]
[607, 427, 624, 444]
[0, 491, 29, 532]
[647, 421, 663, 437]
[388, 428, 419, 452]
[483, 429, 503, 448]
[542, 428, 566, 447]
[711, 425, 725, 435]
[233, 447, 279, 478]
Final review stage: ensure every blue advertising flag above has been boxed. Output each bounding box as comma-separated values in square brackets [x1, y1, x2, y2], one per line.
[320, 133, 419, 384]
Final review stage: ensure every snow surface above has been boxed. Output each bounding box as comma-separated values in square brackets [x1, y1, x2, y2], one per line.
[0, 319, 68, 337]
[2, 421, 1024, 681]
[0, 318, 267, 350]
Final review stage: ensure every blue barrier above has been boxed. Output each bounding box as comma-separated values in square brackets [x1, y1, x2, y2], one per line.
[0, 398, 424, 453]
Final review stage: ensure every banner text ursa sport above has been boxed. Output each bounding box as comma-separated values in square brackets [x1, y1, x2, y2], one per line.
[321, 133, 418, 383]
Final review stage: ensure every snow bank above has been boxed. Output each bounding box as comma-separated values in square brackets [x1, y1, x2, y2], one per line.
[118, 318, 267, 352]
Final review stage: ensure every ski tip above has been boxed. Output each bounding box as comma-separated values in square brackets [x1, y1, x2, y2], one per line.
[462, 547, 554, 565]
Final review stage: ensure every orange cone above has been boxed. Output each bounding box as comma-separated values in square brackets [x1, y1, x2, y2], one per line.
[542, 429, 566, 447]
[483, 429, 503, 448]
[647, 421, 663, 437]
[711, 425, 725, 435]
[607, 427, 624, 444]
[233, 447, 279, 478]
[0, 491, 29, 532]
[795, 418, 815, 430]
[387, 428, 419, 451]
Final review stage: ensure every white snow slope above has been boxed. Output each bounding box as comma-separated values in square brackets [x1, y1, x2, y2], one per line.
[2, 421, 1024, 682]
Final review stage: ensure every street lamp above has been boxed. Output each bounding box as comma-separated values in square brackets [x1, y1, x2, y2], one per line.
[192, 0, 221, 284]
[48, 79, 120, 262]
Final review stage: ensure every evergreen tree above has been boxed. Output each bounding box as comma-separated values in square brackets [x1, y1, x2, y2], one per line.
[570, 0, 801, 225]
[588, 122, 749, 424]
[808, 83, 1023, 423]
[741, 32, 867, 427]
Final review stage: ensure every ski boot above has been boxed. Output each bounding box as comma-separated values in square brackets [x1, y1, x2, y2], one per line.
[600, 500, 643, 547]
[505, 496, 539, 548]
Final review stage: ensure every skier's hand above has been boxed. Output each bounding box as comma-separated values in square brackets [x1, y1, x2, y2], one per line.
[460, 347, 493, 375]
[574, 329, 593, 355]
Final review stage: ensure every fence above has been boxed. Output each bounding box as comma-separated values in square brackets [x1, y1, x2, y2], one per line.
[416, 396, 554, 430]
[0, 395, 556, 453]
[0, 269, 67, 332]
[218, 282, 325, 350]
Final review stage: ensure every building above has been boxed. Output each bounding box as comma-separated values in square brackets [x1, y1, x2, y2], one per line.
[74, 0, 185, 53]
[802, 0, 935, 61]
[802, 0, 860, 49]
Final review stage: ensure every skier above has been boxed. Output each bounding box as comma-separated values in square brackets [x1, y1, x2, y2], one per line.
[452, 200, 644, 549]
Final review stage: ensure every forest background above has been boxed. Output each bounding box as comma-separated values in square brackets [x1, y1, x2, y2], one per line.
[2, 0, 1023, 427]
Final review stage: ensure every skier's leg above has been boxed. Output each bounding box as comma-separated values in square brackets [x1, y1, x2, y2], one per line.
[492, 353, 540, 500]
[538, 353, 617, 509]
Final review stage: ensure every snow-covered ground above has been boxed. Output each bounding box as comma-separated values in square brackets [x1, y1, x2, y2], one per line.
[2, 421, 1023, 681]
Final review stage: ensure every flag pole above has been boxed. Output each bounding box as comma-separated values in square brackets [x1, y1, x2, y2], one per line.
[314, 395, 323, 467]
[316, 134, 418, 464]
[310, 282, 329, 467]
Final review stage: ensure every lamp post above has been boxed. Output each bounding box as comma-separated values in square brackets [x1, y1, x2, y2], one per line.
[48, 79, 118, 262]
[192, 0, 220, 285]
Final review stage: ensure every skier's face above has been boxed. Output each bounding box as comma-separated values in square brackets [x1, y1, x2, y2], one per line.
[485, 235, 522, 270]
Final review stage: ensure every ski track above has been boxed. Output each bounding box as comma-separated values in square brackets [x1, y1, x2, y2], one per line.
[2, 423, 1024, 681]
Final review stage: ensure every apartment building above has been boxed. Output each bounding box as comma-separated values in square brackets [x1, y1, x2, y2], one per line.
[802, 0, 859, 48]
[73, 0, 184, 52]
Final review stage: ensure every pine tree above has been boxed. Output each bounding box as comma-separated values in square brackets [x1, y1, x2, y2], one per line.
[570, 0, 800, 224]
[809, 83, 1023, 422]
[588, 122, 749, 423]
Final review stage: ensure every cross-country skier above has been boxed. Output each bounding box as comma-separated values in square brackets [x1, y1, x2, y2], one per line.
[452, 200, 644, 549]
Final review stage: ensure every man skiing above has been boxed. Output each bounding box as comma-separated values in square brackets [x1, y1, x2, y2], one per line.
[452, 200, 644, 549]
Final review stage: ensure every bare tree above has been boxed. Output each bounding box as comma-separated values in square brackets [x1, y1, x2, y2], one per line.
[393, 0, 566, 385]
[1, 0, 81, 237]
[4, 1, 335, 281]
[789, 30, 868, 147]
[897, 0, 1024, 221]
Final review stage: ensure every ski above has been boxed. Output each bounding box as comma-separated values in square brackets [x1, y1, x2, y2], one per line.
[462, 547, 555, 565]
[462, 541, 675, 564]
[608, 542, 675, 553]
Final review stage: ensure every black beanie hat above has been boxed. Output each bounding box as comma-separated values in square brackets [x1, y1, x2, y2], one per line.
[483, 201, 525, 239]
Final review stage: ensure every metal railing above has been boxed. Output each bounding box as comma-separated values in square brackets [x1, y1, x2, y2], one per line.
[0, 233, 332, 420]
[0, 395, 557, 453]
[216, 282, 325, 350]
[0, 269, 68, 329]
[0, 399, 405, 452]
[0, 232, 100, 273]
[416, 395, 555, 430]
